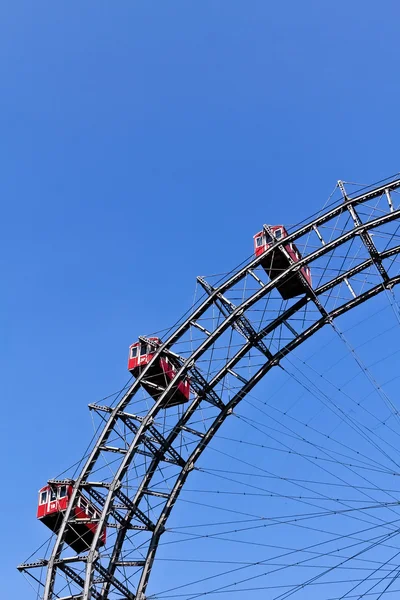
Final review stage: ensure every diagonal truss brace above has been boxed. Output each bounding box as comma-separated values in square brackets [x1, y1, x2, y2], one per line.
[197, 276, 274, 361]
[184, 364, 225, 409]
[89, 404, 185, 467]
[338, 180, 390, 283]
[79, 481, 156, 531]
[85, 487, 146, 532]
[57, 563, 102, 600]
[94, 563, 135, 600]
[120, 412, 185, 467]
[141, 335, 225, 410]
[114, 488, 158, 532]
[19, 177, 400, 600]
[276, 242, 331, 321]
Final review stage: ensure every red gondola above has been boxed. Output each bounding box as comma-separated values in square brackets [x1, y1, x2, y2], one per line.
[254, 225, 312, 299]
[128, 337, 190, 407]
[37, 483, 106, 553]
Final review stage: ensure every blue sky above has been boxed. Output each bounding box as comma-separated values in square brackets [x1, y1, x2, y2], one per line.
[2, 1, 400, 597]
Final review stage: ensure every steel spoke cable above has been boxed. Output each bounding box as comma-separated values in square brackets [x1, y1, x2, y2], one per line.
[336, 547, 400, 599]
[355, 565, 400, 599]
[255, 323, 400, 470]
[299, 301, 393, 365]
[150, 582, 400, 599]
[203, 465, 400, 495]
[322, 321, 400, 475]
[161, 515, 400, 558]
[376, 568, 400, 599]
[233, 408, 400, 533]
[152, 558, 397, 572]
[34, 352, 396, 596]
[271, 532, 400, 600]
[163, 499, 400, 553]
[165, 503, 400, 555]
[199, 443, 400, 535]
[194, 460, 399, 542]
[222, 413, 394, 475]
[239, 393, 397, 474]
[277, 358, 400, 471]
[170, 488, 391, 504]
[235, 399, 400, 510]
[149, 574, 400, 599]
[155, 530, 400, 574]
[240, 388, 399, 477]
[22, 171, 400, 594]
[289, 349, 400, 452]
[263, 529, 400, 600]
[187, 471, 400, 546]
[327, 319, 400, 428]
[151, 519, 400, 599]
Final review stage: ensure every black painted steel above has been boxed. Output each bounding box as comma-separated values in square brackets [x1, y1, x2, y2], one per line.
[18, 176, 400, 599]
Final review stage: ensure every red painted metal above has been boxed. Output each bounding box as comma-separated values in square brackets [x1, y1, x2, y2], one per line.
[128, 338, 190, 407]
[37, 484, 106, 553]
[253, 225, 312, 299]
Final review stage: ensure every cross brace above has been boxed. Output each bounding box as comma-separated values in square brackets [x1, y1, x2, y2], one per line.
[57, 563, 102, 600]
[85, 487, 146, 532]
[197, 276, 274, 361]
[154, 340, 225, 410]
[114, 488, 157, 532]
[119, 414, 185, 467]
[94, 563, 135, 600]
[339, 180, 390, 283]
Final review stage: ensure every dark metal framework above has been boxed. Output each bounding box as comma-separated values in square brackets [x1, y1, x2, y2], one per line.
[19, 176, 400, 599]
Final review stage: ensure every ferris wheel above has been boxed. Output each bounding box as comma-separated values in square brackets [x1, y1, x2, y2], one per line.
[19, 174, 400, 600]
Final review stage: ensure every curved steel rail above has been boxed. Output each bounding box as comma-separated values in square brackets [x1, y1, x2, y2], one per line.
[19, 176, 400, 599]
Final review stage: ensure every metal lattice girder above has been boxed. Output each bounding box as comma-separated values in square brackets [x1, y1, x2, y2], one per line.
[339, 180, 391, 284]
[197, 275, 274, 360]
[93, 563, 135, 599]
[114, 488, 157, 531]
[148, 338, 226, 409]
[83, 487, 133, 531]
[57, 563, 102, 600]
[19, 175, 400, 600]
[18, 560, 48, 571]
[92, 403, 185, 465]
[187, 365, 225, 409]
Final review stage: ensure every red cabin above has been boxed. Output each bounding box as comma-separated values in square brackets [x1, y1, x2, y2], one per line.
[37, 483, 106, 553]
[254, 225, 312, 299]
[128, 337, 190, 407]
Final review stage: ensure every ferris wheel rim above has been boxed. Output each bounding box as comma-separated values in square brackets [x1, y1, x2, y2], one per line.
[19, 175, 400, 600]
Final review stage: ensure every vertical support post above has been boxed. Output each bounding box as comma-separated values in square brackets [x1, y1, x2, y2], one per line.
[386, 188, 394, 213]
[338, 180, 349, 201]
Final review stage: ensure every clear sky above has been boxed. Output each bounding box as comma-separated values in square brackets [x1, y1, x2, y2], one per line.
[2, 1, 400, 598]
